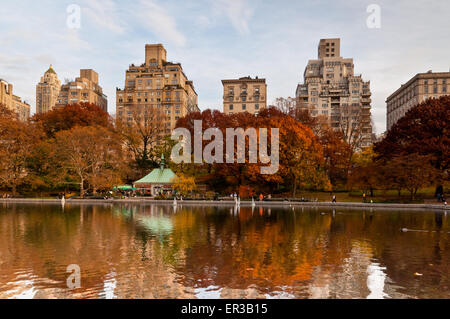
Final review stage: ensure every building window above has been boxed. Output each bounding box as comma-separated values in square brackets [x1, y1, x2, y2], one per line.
[229, 104, 233, 110]
[255, 104, 259, 110]
[242, 104, 246, 110]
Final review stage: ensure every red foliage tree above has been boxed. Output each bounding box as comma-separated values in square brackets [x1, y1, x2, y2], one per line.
[31, 103, 112, 137]
[375, 95, 450, 193]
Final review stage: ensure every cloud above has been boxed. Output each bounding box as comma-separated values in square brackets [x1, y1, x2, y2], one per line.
[137, 0, 186, 47]
[215, 0, 254, 35]
[55, 30, 92, 51]
[82, 0, 126, 34]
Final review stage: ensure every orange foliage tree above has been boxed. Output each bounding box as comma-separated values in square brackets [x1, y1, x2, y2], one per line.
[174, 107, 330, 196]
[52, 126, 123, 196]
[0, 105, 43, 195]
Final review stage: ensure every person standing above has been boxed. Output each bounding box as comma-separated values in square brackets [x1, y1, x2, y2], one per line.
[363, 193, 366, 203]
[332, 195, 337, 203]
[259, 193, 264, 201]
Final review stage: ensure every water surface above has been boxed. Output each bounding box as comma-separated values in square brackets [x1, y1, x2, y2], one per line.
[0, 203, 449, 299]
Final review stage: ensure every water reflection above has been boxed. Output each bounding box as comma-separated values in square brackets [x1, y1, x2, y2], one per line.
[367, 263, 388, 299]
[0, 203, 449, 299]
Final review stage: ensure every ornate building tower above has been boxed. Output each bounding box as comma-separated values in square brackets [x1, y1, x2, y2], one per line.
[116, 44, 199, 136]
[36, 65, 61, 114]
[296, 39, 374, 148]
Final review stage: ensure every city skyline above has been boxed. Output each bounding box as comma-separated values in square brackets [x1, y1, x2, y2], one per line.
[1, 0, 450, 133]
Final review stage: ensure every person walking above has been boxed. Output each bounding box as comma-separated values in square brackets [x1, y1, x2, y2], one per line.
[259, 193, 264, 201]
[332, 195, 337, 203]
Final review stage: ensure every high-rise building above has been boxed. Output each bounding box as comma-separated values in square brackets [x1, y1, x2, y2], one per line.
[222, 76, 267, 115]
[36, 65, 61, 114]
[296, 38, 373, 148]
[0, 79, 30, 121]
[386, 70, 450, 131]
[56, 69, 107, 112]
[116, 44, 199, 135]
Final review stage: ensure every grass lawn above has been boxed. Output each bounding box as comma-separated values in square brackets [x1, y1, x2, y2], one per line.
[279, 187, 444, 204]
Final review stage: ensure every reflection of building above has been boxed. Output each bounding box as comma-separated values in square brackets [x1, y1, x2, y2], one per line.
[0, 78, 30, 121]
[36, 65, 61, 114]
[222, 76, 267, 115]
[116, 44, 199, 134]
[386, 70, 450, 131]
[56, 69, 107, 112]
[296, 38, 373, 147]
[133, 155, 177, 196]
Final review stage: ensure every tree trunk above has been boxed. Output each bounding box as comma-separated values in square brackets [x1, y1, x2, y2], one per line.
[12, 184, 17, 197]
[80, 177, 85, 198]
[292, 175, 297, 198]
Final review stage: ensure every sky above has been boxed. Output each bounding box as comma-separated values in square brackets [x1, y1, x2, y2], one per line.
[1, 0, 449, 134]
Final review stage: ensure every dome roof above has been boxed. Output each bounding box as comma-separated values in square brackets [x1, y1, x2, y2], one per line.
[45, 64, 56, 74]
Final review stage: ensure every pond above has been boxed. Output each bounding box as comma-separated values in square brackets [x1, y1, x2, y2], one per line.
[0, 203, 449, 299]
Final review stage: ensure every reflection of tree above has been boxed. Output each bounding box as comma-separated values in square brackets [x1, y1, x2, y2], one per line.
[1, 204, 449, 299]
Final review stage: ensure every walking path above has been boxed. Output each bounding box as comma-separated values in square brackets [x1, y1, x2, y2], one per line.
[0, 198, 448, 211]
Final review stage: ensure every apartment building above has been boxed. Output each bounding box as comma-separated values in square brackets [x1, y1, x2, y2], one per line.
[296, 38, 373, 147]
[36, 65, 61, 114]
[0, 79, 30, 121]
[386, 70, 450, 130]
[56, 69, 107, 112]
[222, 76, 267, 115]
[116, 44, 199, 135]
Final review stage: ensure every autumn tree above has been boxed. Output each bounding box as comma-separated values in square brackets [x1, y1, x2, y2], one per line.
[253, 108, 330, 196]
[0, 104, 43, 196]
[25, 139, 61, 194]
[348, 147, 380, 196]
[375, 95, 450, 193]
[320, 127, 352, 189]
[171, 174, 196, 196]
[382, 154, 439, 200]
[174, 107, 330, 196]
[274, 98, 352, 189]
[117, 105, 168, 178]
[271, 97, 297, 114]
[31, 102, 112, 138]
[53, 126, 123, 197]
